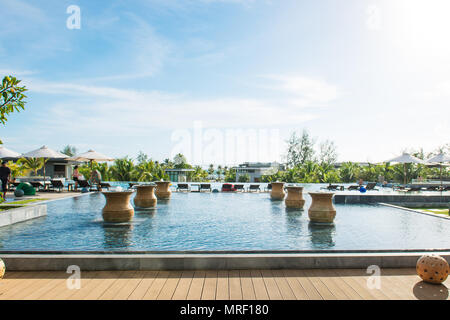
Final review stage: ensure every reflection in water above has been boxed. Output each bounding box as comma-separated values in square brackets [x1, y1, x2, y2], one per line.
[413, 281, 449, 300]
[102, 223, 134, 249]
[270, 203, 284, 215]
[308, 222, 336, 249]
[285, 208, 304, 236]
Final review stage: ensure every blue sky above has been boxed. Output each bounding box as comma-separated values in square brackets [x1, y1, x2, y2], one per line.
[1, 0, 449, 165]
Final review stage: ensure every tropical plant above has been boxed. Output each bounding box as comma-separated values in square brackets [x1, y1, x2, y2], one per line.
[17, 157, 45, 176]
[110, 157, 135, 181]
[238, 173, 250, 183]
[0, 75, 27, 144]
[61, 145, 77, 157]
[7, 161, 28, 179]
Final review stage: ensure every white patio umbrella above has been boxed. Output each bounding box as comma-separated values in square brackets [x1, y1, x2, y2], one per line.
[384, 152, 425, 184]
[0, 146, 21, 159]
[22, 146, 68, 181]
[68, 150, 114, 169]
[426, 153, 450, 188]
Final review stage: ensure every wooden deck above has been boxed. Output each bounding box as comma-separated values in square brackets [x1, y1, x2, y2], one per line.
[0, 268, 448, 300]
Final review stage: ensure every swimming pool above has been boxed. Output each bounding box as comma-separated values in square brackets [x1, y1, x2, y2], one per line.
[0, 191, 449, 252]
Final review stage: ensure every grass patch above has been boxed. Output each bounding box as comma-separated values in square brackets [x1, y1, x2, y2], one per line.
[0, 205, 24, 212]
[9, 198, 49, 205]
[414, 208, 449, 215]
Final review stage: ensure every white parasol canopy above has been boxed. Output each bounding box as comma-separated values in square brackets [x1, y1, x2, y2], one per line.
[0, 146, 21, 159]
[68, 150, 114, 162]
[21, 146, 68, 181]
[22, 145, 68, 159]
[384, 152, 425, 185]
[385, 152, 425, 164]
[425, 153, 450, 188]
[426, 153, 450, 164]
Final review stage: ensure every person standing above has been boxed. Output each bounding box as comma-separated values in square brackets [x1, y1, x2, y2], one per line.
[0, 161, 11, 200]
[72, 165, 81, 190]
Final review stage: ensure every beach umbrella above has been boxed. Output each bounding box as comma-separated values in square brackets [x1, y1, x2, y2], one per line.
[68, 150, 114, 169]
[384, 152, 425, 184]
[426, 153, 450, 189]
[22, 146, 68, 181]
[0, 146, 21, 159]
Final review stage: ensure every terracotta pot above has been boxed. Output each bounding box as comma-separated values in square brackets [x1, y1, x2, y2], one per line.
[270, 182, 286, 200]
[102, 191, 135, 222]
[285, 186, 305, 209]
[308, 192, 336, 223]
[155, 181, 172, 200]
[134, 185, 157, 208]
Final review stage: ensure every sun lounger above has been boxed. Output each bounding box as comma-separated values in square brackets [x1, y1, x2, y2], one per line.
[234, 184, 245, 192]
[221, 184, 236, 192]
[264, 183, 272, 192]
[398, 186, 423, 192]
[128, 183, 137, 189]
[347, 185, 360, 191]
[248, 184, 261, 192]
[200, 184, 212, 192]
[77, 179, 96, 191]
[176, 183, 190, 192]
[100, 182, 111, 190]
[442, 186, 450, 192]
[49, 180, 65, 192]
[365, 182, 379, 191]
[322, 184, 344, 191]
[30, 181, 45, 191]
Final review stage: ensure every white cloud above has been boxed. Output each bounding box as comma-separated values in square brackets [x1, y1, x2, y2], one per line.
[257, 75, 339, 106]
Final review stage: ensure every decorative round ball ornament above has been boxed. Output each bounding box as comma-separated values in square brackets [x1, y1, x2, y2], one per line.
[14, 188, 25, 197]
[416, 254, 449, 284]
[0, 258, 5, 279]
[359, 187, 367, 193]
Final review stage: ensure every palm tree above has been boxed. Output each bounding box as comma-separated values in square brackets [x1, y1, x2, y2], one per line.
[18, 157, 45, 176]
[110, 157, 135, 181]
[7, 161, 28, 180]
[133, 160, 156, 182]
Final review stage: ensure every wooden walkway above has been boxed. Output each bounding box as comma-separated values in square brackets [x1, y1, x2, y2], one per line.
[0, 268, 448, 300]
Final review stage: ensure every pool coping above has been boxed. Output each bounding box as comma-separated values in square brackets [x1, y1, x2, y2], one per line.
[1, 251, 449, 271]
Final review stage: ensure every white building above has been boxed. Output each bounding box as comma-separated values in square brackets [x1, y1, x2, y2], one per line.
[233, 162, 285, 182]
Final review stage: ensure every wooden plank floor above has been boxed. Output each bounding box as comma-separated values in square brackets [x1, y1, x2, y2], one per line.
[0, 268, 448, 300]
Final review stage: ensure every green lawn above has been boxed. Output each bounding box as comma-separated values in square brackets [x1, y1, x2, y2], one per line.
[415, 208, 449, 216]
[8, 198, 49, 205]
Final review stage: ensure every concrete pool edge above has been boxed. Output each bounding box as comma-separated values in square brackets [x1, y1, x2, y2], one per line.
[2, 252, 449, 271]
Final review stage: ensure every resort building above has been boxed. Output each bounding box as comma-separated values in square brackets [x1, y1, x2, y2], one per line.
[165, 168, 195, 182]
[233, 162, 285, 182]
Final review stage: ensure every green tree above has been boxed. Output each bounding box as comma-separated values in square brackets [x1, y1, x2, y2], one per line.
[238, 173, 250, 183]
[110, 157, 135, 181]
[60, 145, 77, 157]
[208, 164, 215, 175]
[318, 140, 338, 165]
[18, 157, 45, 176]
[339, 162, 360, 183]
[285, 130, 316, 168]
[7, 161, 28, 180]
[1, 75, 27, 144]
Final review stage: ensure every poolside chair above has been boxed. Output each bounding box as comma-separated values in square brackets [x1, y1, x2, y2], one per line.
[77, 179, 96, 191]
[400, 186, 423, 192]
[347, 185, 360, 191]
[176, 183, 190, 192]
[29, 181, 43, 191]
[128, 183, 137, 189]
[49, 180, 65, 192]
[100, 182, 111, 190]
[365, 182, 379, 191]
[441, 186, 450, 192]
[200, 184, 212, 192]
[221, 184, 236, 192]
[322, 184, 344, 191]
[264, 184, 272, 192]
[425, 186, 440, 191]
[248, 184, 261, 192]
[234, 184, 245, 192]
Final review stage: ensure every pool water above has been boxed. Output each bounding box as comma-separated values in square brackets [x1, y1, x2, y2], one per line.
[0, 192, 449, 252]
